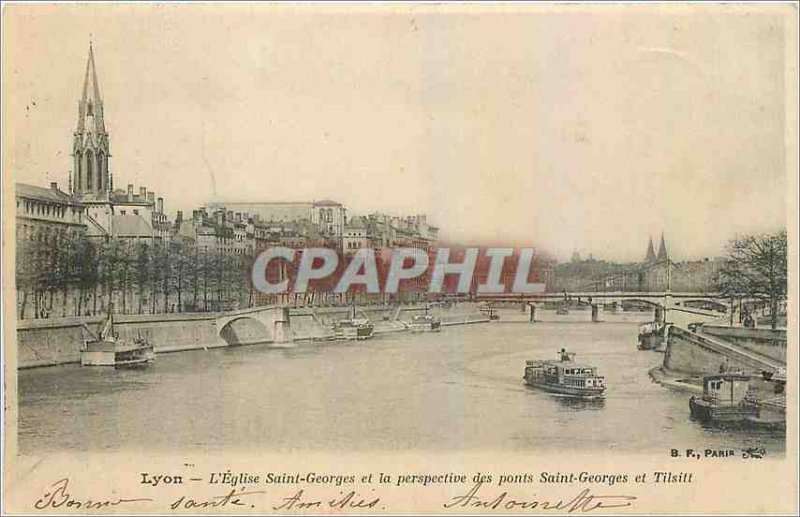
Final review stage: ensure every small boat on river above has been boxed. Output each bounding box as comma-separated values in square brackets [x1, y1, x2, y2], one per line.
[479, 304, 501, 321]
[80, 314, 155, 369]
[638, 321, 667, 351]
[523, 349, 606, 398]
[408, 305, 441, 332]
[333, 306, 374, 340]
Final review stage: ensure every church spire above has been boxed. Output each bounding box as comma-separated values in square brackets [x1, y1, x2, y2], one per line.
[657, 232, 668, 261]
[644, 236, 656, 263]
[72, 41, 110, 199]
[77, 40, 105, 134]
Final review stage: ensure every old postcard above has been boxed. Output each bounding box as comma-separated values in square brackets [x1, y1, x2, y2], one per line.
[2, 2, 797, 514]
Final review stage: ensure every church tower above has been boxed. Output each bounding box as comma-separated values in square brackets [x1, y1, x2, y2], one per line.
[71, 42, 110, 199]
[656, 232, 668, 261]
[644, 236, 656, 263]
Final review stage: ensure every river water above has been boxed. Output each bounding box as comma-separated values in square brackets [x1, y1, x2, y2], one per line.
[17, 311, 785, 455]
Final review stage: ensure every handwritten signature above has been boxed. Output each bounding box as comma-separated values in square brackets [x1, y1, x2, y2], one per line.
[35, 478, 637, 513]
[34, 478, 153, 510]
[443, 482, 637, 513]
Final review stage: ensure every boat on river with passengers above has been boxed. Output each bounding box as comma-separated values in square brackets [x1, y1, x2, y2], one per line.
[523, 349, 606, 398]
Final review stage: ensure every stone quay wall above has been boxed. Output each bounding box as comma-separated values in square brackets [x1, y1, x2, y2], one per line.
[15, 302, 488, 369]
[663, 325, 786, 376]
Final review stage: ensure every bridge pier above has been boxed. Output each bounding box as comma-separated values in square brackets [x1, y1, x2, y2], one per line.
[591, 304, 605, 323]
[655, 306, 665, 324]
[273, 307, 290, 343]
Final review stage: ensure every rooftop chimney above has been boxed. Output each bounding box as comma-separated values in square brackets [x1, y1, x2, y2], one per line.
[176, 210, 183, 223]
[50, 182, 58, 191]
[139, 187, 147, 199]
[157, 197, 164, 213]
[147, 191, 155, 202]
[127, 184, 133, 201]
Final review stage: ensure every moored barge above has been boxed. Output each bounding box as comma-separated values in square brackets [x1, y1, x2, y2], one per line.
[689, 370, 785, 428]
[80, 315, 155, 369]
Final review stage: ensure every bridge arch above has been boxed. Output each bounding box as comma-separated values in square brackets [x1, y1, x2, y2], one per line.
[675, 299, 728, 313]
[619, 298, 664, 308]
[218, 315, 272, 346]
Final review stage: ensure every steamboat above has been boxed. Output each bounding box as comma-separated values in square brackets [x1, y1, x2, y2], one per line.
[523, 349, 606, 398]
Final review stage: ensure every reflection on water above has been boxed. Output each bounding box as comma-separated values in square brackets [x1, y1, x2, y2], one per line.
[547, 394, 607, 411]
[17, 312, 785, 455]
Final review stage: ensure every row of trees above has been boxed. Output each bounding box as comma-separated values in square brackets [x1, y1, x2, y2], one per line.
[16, 235, 256, 319]
[717, 230, 787, 329]
[15, 229, 787, 324]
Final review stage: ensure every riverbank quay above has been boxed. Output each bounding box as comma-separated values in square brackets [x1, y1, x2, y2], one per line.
[648, 366, 703, 395]
[649, 323, 787, 401]
[14, 302, 490, 369]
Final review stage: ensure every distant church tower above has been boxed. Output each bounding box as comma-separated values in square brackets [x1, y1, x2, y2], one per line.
[644, 236, 656, 263]
[71, 42, 110, 199]
[656, 232, 668, 261]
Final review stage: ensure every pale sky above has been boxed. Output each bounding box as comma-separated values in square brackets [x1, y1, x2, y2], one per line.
[3, 4, 794, 261]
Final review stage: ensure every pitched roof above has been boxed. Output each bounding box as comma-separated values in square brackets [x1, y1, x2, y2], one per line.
[108, 189, 155, 206]
[314, 199, 342, 207]
[16, 182, 82, 205]
[111, 214, 153, 238]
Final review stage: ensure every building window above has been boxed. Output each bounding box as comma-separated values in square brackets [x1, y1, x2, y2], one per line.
[133, 209, 139, 215]
[97, 152, 104, 191]
[86, 150, 94, 190]
[75, 150, 82, 190]
[120, 210, 126, 215]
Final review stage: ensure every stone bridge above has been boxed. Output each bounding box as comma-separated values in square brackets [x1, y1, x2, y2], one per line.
[477, 291, 735, 321]
[478, 291, 728, 308]
[215, 305, 290, 346]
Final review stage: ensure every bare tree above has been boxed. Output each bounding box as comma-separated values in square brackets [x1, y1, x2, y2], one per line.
[718, 230, 787, 329]
[74, 237, 98, 316]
